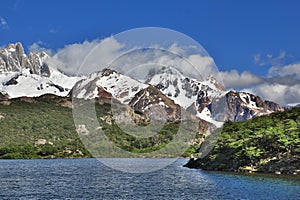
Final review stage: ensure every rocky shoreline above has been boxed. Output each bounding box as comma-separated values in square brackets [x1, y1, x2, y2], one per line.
[184, 156, 300, 175]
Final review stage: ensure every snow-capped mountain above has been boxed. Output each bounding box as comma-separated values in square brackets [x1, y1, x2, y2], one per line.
[145, 66, 225, 108]
[144, 66, 283, 123]
[0, 42, 283, 125]
[210, 90, 284, 121]
[0, 42, 49, 75]
[144, 66, 226, 124]
[71, 68, 148, 103]
[285, 103, 300, 109]
[0, 43, 79, 98]
[71, 66, 283, 125]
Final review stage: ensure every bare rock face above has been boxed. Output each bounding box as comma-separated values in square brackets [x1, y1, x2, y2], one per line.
[0, 42, 287, 124]
[70, 77, 99, 99]
[97, 86, 113, 99]
[197, 90, 212, 112]
[0, 42, 50, 76]
[210, 90, 284, 121]
[0, 91, 9, 100]
[111, 99, 149, 125]
[129, 85, 182, 122]
[265, 100, 284, 111]
[4, 75, 19, 86]
[0, 91, 10, 105]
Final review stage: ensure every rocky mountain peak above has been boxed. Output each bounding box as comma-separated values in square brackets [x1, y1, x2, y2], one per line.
[101, 68, 118, 77]
[0, 42, 79, 98]
[0, 42, 50, 77]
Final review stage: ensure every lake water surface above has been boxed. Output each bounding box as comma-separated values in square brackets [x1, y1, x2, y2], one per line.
[0, 158, 299, 199]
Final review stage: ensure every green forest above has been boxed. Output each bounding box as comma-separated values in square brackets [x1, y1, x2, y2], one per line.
[0, 97, 184, 158]
[0, 97, 90, 158]
[186, 107, 300, 174]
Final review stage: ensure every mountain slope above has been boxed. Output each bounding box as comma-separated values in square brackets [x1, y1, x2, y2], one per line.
[0, 94, 197, 158]
[129, 85, 182, 122]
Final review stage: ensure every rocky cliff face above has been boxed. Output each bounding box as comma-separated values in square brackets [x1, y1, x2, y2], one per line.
[129, 85, 182, 122]
[210, 90, 284, 121]
[0, 91, 9, 100]
[0, 42, 50, 76]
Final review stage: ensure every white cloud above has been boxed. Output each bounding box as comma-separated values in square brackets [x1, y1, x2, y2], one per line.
[28, 41, 52, 55]
[49, 29, 57, 34]
[268, 63, 300, 78]
[216, 60, 300, 105]
[167, 43, 185, 55]
[0, 17, 9, 30]
[27, 34, 300, 105]
[266, 75, 300, 86]
[105, 46, 219, 82]
[187, 54, 218, 79]
[244, 83, 300, 105]
[254, 54, 263, 66]
[0, 18, 7, 25]
[46, 37, 124, 75]
[234, 62, 300, 105]
[217, 55, 300, 105]
[219, 70, 263, 88]
[254, 51, 286, 67]
[46, 37, 220, 81]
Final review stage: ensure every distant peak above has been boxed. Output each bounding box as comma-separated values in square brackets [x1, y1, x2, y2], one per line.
[145, 65, 185, 80]
[159, 65, 183, 75]
[101, 68, 118, 76]
[6, 42, 24, 51]
[0, 42, 50, 76]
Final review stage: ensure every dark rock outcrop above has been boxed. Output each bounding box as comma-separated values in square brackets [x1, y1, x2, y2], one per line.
[0, 91, 9, 100]
[4, 75, 19, 86]
[129, 85, 182, 122]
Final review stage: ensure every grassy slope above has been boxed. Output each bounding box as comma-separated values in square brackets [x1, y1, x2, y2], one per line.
[0, 97, 91, 158]
[0, 97, 191, 158]
[185, 107, 300, 174]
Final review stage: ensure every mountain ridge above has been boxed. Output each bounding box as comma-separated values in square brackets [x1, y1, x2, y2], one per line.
[71, 67, 283, 125]
[0, 42, 284, 125]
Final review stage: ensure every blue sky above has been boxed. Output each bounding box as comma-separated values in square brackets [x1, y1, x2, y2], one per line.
[1, 0, 300, 104]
